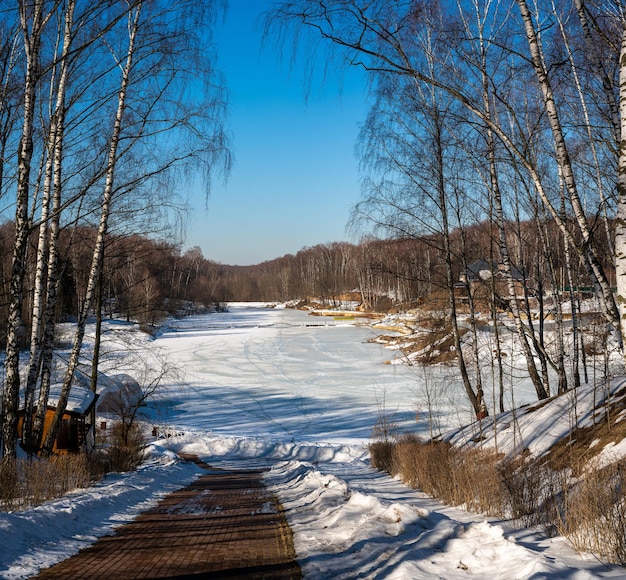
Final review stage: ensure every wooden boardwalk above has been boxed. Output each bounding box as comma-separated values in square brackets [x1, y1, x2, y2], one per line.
[34, 456, 302, 579]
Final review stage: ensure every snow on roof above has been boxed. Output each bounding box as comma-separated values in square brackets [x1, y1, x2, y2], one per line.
[47, 384, 96, 415]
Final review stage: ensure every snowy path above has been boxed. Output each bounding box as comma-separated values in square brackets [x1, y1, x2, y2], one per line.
[267, 460, 617, 579]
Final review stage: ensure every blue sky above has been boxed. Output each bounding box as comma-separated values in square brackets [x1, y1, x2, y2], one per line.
[184, 1, 370, 266]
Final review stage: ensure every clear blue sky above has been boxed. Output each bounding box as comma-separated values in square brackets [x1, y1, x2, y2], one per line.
[184, 0, 369, 266]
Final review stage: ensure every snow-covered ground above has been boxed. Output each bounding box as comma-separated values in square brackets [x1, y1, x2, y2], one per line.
[1, 303, 625, 578]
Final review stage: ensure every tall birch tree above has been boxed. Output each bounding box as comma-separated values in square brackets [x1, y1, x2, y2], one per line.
[41, 0, 140, 456]
[2, 0, 59, 459]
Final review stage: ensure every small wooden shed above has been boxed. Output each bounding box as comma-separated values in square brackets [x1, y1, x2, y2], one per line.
[18, 385, 98, 454]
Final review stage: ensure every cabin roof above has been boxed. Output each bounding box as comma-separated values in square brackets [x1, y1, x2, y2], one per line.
[19, 384, 97, 416]
[463, 259, 526, 281]
[48, 385, 96, 415]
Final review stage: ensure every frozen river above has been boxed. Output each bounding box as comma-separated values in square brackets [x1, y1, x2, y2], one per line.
[148, 304, 481, 444]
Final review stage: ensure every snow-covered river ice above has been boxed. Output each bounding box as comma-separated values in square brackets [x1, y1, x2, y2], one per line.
[150, 304, 477, 444]
[143, 303, 546, 446]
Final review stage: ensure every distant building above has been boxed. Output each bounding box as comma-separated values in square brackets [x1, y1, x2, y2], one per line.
[454, 259, 532, 306]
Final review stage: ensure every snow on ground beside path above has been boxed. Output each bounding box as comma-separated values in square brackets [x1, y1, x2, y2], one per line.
[261, 458, 623, 579]
[0, 452, 202, 579]
[2, 303, 626, 578]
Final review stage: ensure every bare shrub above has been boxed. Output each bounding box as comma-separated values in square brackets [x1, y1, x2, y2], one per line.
[369, 390, 400, 475]
[97, 420, 146, 473]
[53, 454, 92, 491]
[0, 458, 18, 510]
[372, 435, 507, 517]
[555, 460, 626, 564]
[0, 454, 92, 511]
[499, 453, 545, 524]
[388, 435, 504, 515]
[409, 441, 455, 501]
[392, 434, 423, 488]
[369, 440, 397, 474]
[371, 389, 398, 443]
[104, 444, 144, 473]
[451, 447, 504, 516]
[22, 457, 57, 506]
[0, 422, 145, 513]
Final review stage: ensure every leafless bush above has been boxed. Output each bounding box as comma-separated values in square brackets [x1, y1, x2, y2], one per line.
[0, 422, 146, 513]
[0, 458, 18, 509]
[97, 420, 146, 473]
[391, 433, 423, 488]
[369, 440, 397, 474]
[451, 447, 503, 515]
[554, 460, 626, 564]
[498, 453, 547, 524]
[0, 455, 91, 511]
[408, 440, 456, 501]
[371, 389, 399, 443]
[369, 390, 400, 474]
[101, 444, 144, 473]
[382, 434, 505, 516]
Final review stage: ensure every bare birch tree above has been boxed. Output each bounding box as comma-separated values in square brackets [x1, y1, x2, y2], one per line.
[2, 0, 59, 459]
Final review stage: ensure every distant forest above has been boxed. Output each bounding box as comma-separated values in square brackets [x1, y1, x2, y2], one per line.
[0, 216, 610, 331]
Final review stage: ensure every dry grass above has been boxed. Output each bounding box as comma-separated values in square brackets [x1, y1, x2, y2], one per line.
[372, 434, 505, 517]
[370, 427, 626, 563]
[554, 460, 626, 564]
[0, 454, 92, 511]
[0, 420, 146, 513]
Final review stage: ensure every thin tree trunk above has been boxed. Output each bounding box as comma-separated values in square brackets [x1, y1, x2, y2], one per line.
[456, 207, 485, 417]
[2, 0, 48, 459]
[90, 264, 104, 448]
[615, 27, 626, 355]
[573, 0, 621, 145]
[41, 2, 142, 457]
[537, 212, 567, 394]
[432, 108, 484, 417]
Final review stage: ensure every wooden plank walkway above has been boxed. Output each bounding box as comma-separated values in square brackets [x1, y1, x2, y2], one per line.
[34, 456, 302, 579]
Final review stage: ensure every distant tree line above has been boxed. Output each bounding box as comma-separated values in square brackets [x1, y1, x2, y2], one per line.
[0, 213, 604, 323]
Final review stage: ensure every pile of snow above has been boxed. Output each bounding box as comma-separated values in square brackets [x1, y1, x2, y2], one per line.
[97, 374, 143, 415]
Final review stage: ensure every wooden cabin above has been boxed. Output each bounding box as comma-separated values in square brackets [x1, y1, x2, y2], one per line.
[18, 385, 98, 455]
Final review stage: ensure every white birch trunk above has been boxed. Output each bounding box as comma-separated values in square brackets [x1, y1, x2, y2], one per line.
[2, 0, 46, 459]
[614, 28, 626, 358]
[41, 2, 142, 457]
[22, 0, 74, 453]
